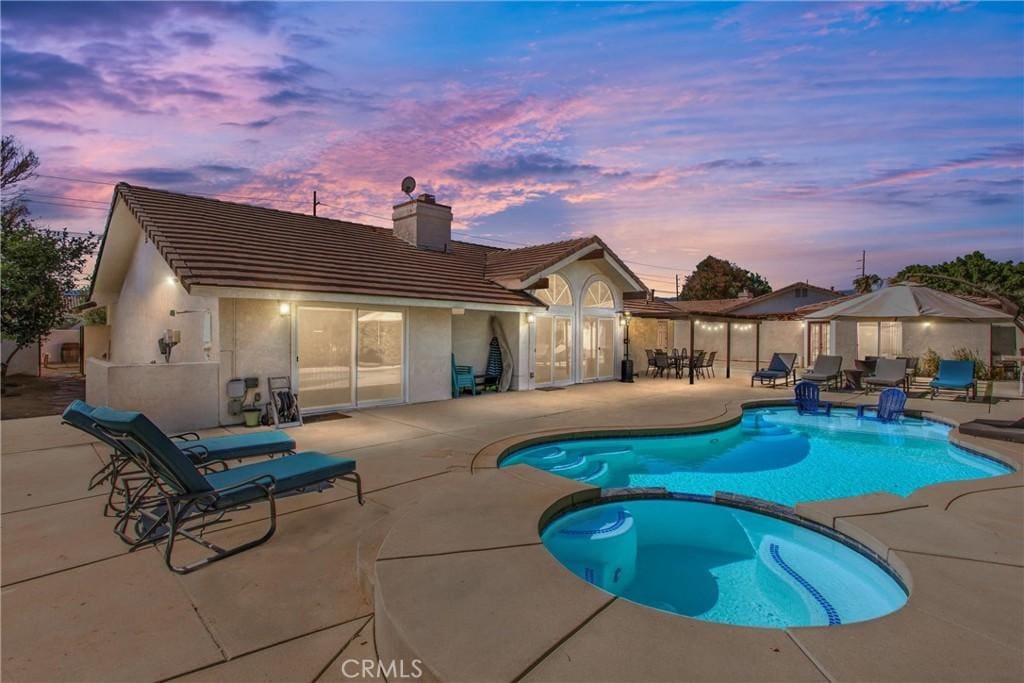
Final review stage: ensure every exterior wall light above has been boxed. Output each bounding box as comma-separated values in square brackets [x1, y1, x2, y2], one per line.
[166, 276, 178, 285]
[527, 313, 536, 323]
[279, 302, 291, 316]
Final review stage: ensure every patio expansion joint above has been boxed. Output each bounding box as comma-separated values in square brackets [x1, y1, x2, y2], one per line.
[510, 595, 618, 683]
[156, 613, 375, 682]
[0, 490, 109, 516]
[943, 483, 1024, 511]
[0, 546, 132, 589]
[377, 540, 542, 562]
[784, 629, 836, 683]
[892, 548, 1024, 569]
[829, 503, 930, 528]
[313, 614, 376, 682]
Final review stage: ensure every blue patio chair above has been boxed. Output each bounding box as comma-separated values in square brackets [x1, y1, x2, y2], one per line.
[752, 353, 798, 388]
[87, 406, 363, 574]
[452, 354, 476, 397]
[857, 388, 907, 422]
[62, 400, 296, 516]
[930, 360, 977, 400]
[793, 381, 832, 416]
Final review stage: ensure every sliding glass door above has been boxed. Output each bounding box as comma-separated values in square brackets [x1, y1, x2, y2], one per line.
[582, 316, 615, 380]
[535, 315, 572, 385]
[297, 306, 404, 412]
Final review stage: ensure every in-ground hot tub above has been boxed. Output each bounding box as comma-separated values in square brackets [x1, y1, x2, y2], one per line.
[542, 498, 908, 628]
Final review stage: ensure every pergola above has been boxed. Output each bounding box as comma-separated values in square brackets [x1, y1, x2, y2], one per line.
[624, 298, 784, 385]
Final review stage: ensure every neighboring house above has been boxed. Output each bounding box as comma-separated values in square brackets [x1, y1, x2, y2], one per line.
[86, 184, 646, 430]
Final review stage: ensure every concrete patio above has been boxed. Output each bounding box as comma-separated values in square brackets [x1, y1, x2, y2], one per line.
[1, 376, 1021, 682]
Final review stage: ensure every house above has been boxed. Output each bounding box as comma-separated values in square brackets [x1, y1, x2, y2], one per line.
[85, 184, 646, 430]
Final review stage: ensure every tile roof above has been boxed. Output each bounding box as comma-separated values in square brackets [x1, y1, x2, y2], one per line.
[664, 298, 750, 314]
[484, 237, 597, 283]
[623, 297, 682, 317]
[112, 184, 542, 307]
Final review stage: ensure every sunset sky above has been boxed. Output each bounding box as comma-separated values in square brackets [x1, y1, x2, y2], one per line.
[2, 1, 1022, 293]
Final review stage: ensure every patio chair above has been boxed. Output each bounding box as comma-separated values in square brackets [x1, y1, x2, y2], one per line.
[686, 350, 705, 379]
[451, 354, 476, 397]
[930, 360, 977, 400]
[644, 349, 657, 377]
[62, 400, 296, 515]
[87, 406, 363, 574]
[864, 358, 909, 393]
[653, 351, 671, 378]
[958, 416, 1024, 444]
[793, 381, 832, 416]
[801, 355, 843, 390]
[857, 388, 907, 422]
[751, 353, 797, 388]
[699, 350, 717, 378]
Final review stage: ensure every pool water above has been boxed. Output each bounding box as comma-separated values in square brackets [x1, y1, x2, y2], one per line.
[543, 499, 909, 628]
[503, 407, 1011, 506]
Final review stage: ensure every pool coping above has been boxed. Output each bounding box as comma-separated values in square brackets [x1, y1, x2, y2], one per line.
[375, 398, 1024, 682]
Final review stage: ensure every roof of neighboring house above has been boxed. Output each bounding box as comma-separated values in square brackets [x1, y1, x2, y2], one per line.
[102, 184, 644, 308]
[664, 298, 749, 314]
[728, 281, 837, 312]
[623, 297, 682, 317]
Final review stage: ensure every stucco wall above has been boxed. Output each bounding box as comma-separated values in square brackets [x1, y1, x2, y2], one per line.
[759, 321, 806, 368]
[41, 329, 81, 366]
[1, 340, 39, 377]
[903, 321, 990, 364]
[452, 310, 493, 374]
[87, 358, 220, 432]
[109, 237, 219, 365]
[734, 289, 836, 315]
[218, 298, 292, 424]
[82, 326, 111, 373]
[408, 307, 452, 403]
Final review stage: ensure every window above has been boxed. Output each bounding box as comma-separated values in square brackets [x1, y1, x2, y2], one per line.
[795, 287, 809, 298]
[857, 321, 902, 357]
[657, 320, 669, 350]
[535, 274, 572, 306]
[808, 321, 829, 364]
[583, 280, 614, 308]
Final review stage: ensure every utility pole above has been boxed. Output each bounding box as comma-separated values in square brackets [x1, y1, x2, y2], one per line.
[675, 273, 681, 299]
[313, 191, 322, 217]
[857, 250, 866, 278]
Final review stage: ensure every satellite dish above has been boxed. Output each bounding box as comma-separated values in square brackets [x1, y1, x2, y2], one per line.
[401, 176, 416, 198]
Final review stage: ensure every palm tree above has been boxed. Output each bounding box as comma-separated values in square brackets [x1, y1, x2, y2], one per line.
[853, 274, 882, 294]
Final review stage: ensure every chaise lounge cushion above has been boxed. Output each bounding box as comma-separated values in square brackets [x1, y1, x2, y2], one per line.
[206, 452, 357, 507]
[180, 431, 295, 461]
[957, 418, 1024, 444]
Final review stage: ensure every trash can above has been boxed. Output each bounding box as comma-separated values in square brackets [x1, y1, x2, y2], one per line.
[620, 358, 634, 383]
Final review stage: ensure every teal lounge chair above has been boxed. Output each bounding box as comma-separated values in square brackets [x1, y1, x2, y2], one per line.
[794, 381, 832, 416]
[452, 354, 476, 397]
[87, 406, 362, 573]
[930, 360, 976, 400]
[857, 388, 907, 422]
[63, 400, 296, 515]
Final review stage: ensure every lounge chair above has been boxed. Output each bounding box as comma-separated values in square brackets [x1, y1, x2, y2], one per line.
[751, 353, 797, 388]
[87, 406, 363, 573]
[958, 416, 1024, 444]
[451, 354, 476, 397]
[793, 381, 832, 416]
[864, 358, 909, 393]
[801, 355, 843, 390]
[857, 388, 907, 422]
[930, 360, 977, 400]
[63, 400, 296, 515]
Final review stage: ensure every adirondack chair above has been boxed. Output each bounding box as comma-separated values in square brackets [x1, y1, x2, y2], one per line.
[793, 381, 832, 416]
[857, 388, 907, 422]
[451, 354, 476, 397]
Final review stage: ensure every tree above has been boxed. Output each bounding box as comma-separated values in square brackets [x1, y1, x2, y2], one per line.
[892, 251, 1024, 307]
[0, 136, 99, 390]
[1, 135, 39, 224]
[679, 255, 772, 300]
[852, 273, 882, 294]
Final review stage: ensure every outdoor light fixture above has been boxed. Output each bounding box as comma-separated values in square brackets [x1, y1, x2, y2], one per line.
[527, 313, 536, 323]
[619, 310, 634, 383]
[279, 302, 292, 316]
[166, 276, 178, 285]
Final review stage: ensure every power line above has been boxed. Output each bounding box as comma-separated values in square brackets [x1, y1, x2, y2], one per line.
[22, 198, 108, 212]
[26, 192, 109, 205]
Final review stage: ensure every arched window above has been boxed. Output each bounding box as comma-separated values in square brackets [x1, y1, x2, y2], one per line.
[583, 280, 614, 309]
[535, 274, 572, 306]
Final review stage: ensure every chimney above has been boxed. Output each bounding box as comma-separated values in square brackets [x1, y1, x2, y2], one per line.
[392, 193, 452, 251]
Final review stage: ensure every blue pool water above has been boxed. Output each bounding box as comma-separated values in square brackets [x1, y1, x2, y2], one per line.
[502, 407, 1011, 506]
[543, 499, 909, 628]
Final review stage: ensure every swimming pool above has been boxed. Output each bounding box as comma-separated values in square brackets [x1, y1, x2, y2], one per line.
[502, 407, 1012, 506]
[543, 498, 909, 628]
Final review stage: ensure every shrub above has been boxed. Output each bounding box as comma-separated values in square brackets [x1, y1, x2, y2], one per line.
[920, 348, 940, 377]
[950, 346, 990, 380]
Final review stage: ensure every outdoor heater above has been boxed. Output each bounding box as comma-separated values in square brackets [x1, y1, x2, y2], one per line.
[620, 311, 634, 382]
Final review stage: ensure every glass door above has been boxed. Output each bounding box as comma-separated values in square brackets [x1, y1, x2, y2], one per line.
[808, 322, 829, 365]
[583, 316, 616, 380]
[297, 306, 354, 410]
[357, 310, 404, 404]
[535, 315, 571, 385]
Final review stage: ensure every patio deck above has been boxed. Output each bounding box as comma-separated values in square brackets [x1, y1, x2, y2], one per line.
[1, 377, 1021, 682]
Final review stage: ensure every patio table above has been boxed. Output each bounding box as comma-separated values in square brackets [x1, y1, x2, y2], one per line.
[842, 368, 864, 391]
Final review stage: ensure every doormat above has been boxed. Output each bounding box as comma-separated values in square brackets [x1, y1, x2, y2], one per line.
[536, 386, 565, 392]
[304, 412, 352, 423]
